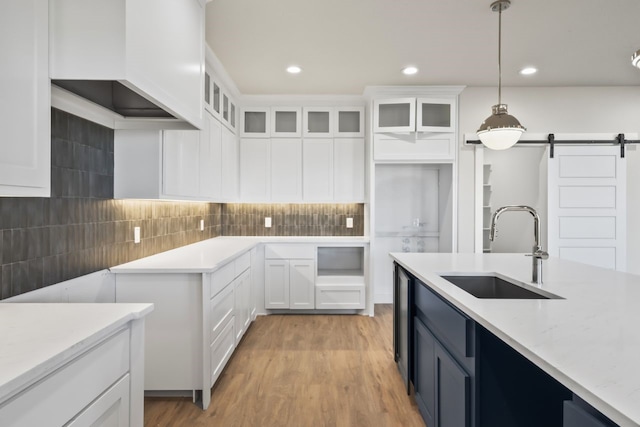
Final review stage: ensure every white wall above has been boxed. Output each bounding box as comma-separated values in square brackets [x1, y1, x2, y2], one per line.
[458, 86, 640, 274]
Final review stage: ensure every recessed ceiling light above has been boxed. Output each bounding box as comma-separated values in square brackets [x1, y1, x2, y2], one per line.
[520, 67, 537, 75]
[286, 65, 302, 74]
[402, 66, 418, 75]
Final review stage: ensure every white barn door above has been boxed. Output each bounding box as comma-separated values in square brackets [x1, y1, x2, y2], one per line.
[548, 145, 626, 271]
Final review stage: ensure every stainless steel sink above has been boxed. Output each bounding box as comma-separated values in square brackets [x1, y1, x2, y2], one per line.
[439, 274, 561, 299]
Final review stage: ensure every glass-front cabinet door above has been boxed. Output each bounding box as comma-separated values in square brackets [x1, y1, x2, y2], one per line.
[373, 98, 415, 133]
[204, 70, 212, 114]
[417, 98, 455, 133]
[303, 107, 333, 138]
[335, 107, 364, 137]
[212, 82, 221, 118]
[241, 107, 271, 138]
[271, 107, 302, 138]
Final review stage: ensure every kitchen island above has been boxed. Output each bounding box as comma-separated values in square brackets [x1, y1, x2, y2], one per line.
[391, 252, 640, 427]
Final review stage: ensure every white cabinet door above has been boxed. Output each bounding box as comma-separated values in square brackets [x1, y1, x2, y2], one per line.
[271, 139, 302, 201]
[265, 260, 289, 309]
[66, 374, 130, 427]
[373, 98, 416, 133]
[334, 107, 365, 137]
[416, 98, 455, 133]
[334, 138, 365, 202]
[0, 0, 50, 196]
[303, 139, 333, 201]
[200, 113, 222, 199]
[221, 126, 239, 201]
[289, 260, 315, 310]
[271, 107, 302, 138]
[163, 130, 200, 198]
[303, 107, 333, 138]
[240, 138, 270, 201]
[241, 108, 270, 138]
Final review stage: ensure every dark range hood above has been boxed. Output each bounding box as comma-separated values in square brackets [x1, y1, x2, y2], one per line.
[52, 80, 176, 119]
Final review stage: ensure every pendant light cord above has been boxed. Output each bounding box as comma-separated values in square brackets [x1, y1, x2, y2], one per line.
[498, 5, 502, 105]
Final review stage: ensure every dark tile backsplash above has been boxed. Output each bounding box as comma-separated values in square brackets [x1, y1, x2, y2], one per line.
[222, 203, 364, 236]
[0, 108, 364, 300]
[0, 109, 222, 300]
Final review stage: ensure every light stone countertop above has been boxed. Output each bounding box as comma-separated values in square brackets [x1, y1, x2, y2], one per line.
[0, 303, 153, 404]
[109, 236, 369, 274]
[391, 252, 640, 427]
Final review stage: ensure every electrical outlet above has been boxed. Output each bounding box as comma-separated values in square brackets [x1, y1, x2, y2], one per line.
[134, 226, 141, 244]
[346, 217, 354, 228]
[200, 219, 204, 231]
[265, 217, 272, 228]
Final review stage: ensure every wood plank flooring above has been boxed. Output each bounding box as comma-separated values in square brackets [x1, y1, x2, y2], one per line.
[144, 304, 425, 427]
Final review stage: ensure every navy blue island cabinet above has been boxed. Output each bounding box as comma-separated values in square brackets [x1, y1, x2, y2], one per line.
[393, 263, 594, 427]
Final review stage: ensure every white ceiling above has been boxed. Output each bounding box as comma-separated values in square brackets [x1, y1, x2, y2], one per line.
[205, 0, 640, 95]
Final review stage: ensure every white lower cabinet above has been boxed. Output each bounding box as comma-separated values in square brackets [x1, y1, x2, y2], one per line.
[113, 250, 253, 411]
[0, 328, 138, 427]
[264, 244, 366, 311]
[264, 245, 315, 309]
[66, 374, 130, 427]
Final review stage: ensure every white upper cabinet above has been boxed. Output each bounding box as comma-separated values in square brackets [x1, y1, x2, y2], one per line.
[373, 98, 416, 133]
[220, 126, 239, 201]
[240, 139, 271, 201]
[303, 107, 364, 138]
[163, 130, 201, 198]
[334, 138, 365, 202]
[303, 107, 334, 138]
[374, 97, 455, 134]
[271, 107, 302, 138]
[50, 0, 205, 129]
[416, 98, 455, 133]
[303, 139, 334, 201]
[335, 107, 365, 137]
[241, 108, 271, 138]
[200, 113, 222, 200]
[270, 139, 302, 201]
[0, 0, 50, 197]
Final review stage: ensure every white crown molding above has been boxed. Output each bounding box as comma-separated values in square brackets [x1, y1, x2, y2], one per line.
[362, 85, 466, 100]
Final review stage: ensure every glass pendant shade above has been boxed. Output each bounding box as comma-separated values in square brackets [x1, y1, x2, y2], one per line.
[477, 104, 525, 150]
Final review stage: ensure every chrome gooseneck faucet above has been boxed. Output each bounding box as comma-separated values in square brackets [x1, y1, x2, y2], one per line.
[489, 205, 549, 284]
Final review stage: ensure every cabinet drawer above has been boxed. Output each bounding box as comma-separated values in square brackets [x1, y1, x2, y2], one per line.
[66, 373, 130, 427]
[0, 328, 130, 427]
[415, 281, 471, 358]
[210, 318, 235, 385]
[315, 285, 365, 309]
[211, 261, 235, 298]
[235, 251, 251, 275]
[265, 244, 315, 259]
[210, 283, 235, 343]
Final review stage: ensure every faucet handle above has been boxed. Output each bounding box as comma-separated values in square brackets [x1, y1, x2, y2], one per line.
[526, 250, 549, 260]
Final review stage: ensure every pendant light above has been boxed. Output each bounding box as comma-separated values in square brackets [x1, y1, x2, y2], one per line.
[477, 0, 526, 150]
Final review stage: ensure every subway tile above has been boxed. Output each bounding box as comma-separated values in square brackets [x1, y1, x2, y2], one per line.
[11, 261, 29, 297]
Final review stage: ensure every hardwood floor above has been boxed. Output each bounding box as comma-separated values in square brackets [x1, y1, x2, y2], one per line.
[144, 305, 425, 427]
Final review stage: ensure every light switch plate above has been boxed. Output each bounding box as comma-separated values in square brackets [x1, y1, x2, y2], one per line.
[200, 219, 204, 231]
[265, 217, 272, 228]
[134, 226, 141, 244]
[346, 217, 354, 228]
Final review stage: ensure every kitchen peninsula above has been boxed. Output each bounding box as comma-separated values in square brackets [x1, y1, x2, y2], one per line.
[392, 252, 640, 427]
